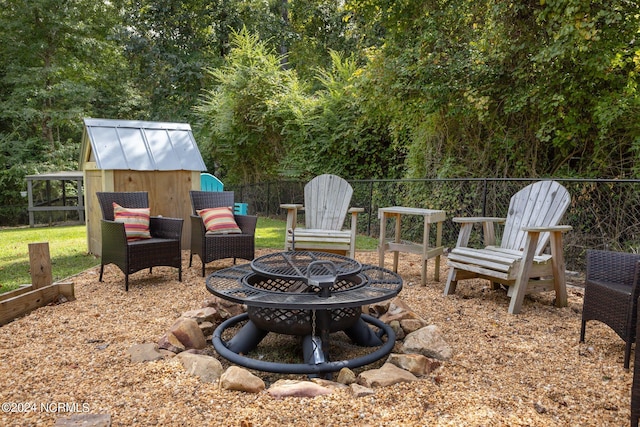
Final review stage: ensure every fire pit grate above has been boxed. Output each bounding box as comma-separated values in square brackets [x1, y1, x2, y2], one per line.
[250, 251, 362, 280]
[243, 272, 366, 294]
[207, 265, 401, 309]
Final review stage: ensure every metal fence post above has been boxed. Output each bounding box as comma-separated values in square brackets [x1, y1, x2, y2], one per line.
[367, 180, 374, 236]
[482, 178, 488, 217]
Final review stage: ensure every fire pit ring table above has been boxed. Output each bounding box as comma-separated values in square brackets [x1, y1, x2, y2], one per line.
[206, 251, 403, 376]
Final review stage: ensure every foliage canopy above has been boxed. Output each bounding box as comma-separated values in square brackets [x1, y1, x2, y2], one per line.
[1, 0, 639, 222]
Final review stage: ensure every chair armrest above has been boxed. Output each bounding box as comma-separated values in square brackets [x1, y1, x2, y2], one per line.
[452, 217, 506, 248]
[280, 204, 303, 210]
[521, 225, 572, 233]
[348, 208, 364, 229]
[190, 215, 206, 250]
[348, 208, 364, 258]
[150, 216, 183, 240]
[281, 204, 303, 249]
[101, 220, 127, 248]
[234, 214, 258, 234]
[190, 215, 206, 235]
[452, 217, 506, 224]
[522, 225, 572, 257]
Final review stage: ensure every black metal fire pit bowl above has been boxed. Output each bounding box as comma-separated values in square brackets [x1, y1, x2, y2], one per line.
[206, 251, 403, 376]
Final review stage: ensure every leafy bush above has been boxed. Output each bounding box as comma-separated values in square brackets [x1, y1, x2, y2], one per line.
[195, 27, 310, 184]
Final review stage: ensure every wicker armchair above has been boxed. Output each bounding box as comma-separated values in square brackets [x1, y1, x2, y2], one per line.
[632, 306, 640, 427]
[189, 191, 257, 276]
[96, 192, 183, 291]
[580, 249, 640, 369]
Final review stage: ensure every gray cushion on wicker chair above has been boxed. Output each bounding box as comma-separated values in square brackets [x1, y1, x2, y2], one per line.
[96, 192, 183, 291]
[580, 249, 640, 369]
[189, 191, 257, 276]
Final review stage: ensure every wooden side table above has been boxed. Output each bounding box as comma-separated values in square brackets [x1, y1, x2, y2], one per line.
[378, 206, 447, 285]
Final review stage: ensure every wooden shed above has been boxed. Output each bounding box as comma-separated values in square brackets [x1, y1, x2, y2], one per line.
[80, 118, 207, 255]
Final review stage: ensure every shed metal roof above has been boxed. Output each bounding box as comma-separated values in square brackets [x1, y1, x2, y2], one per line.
[81, 118, 207, 171]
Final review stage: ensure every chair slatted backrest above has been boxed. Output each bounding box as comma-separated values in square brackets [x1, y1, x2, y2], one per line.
[200, 173, 224, 192]
[501, 181, 570, 255]
[304, 174, 353, 230]
[96, 192, 149, 221]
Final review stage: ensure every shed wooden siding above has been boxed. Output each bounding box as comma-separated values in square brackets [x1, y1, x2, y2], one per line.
[80, 118, 207, 256]
[84, 168, 199, 255]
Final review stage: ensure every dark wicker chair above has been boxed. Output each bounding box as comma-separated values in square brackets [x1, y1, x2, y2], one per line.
[632, 305, 640, 426]
[580, 249, 640, 369]
[189, 191, 257, 276]
[96, 192, 183, 291]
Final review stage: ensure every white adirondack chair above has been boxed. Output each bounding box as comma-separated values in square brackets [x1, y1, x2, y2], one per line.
[281, 174, 364, 258]
[444, 180, 572, 314]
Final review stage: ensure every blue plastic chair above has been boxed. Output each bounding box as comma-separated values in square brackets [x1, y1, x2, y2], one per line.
[200, 173, 248, 214]
[200, 173, 224, 191]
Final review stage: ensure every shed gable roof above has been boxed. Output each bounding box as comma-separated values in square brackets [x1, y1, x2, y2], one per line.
[81, 118, 207, 171]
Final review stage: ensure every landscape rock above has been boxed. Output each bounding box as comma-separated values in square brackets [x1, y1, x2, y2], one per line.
[169, 317, 206, 350]
[350, 383, 375, 397]
[387, 353, 441, 376]
[401, 325, 453, 361]
[357, 363, 418, 388]
[54, 413, 112, 427]
[157, 331, 185, 353]
[388, 320, 405, 340]
[203, 296, 245, 320]
[220, 366, 265, 393]
[177, 352, 223, 383]
[369, 297, 430, 337]
[181, 306, 221, 324]
[267, 380, 333, 398]
[336, 367, 357, 385]
[400, 318, 429, 334]
[127, 343, 163, 363]
[198, 321, 215, 337]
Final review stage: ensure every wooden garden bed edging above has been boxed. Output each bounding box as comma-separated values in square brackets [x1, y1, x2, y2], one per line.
[0, 242, 75, 326]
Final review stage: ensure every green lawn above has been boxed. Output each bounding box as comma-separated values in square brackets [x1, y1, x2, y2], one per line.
[0, 225, 100, 293]
[0, 218, 378, 294]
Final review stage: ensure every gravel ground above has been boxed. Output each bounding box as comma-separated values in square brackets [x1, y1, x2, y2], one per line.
[0, 249, 632, 426]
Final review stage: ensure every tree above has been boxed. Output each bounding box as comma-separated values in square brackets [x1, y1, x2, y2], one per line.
[0, 0, 136, 223]
[195, 28, 310, 184]
[298, 51, 404, 179]
[286, 0, 364, 84]
[0, 0, 133, 152]
[120, 0, 229, 122]
[345, 0, 640, 179]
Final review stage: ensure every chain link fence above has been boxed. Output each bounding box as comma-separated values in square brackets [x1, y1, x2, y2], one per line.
[7, 177, 638, 273]
[231, 178, 640, 272]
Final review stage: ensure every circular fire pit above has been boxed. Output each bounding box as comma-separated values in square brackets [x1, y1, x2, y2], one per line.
[206, 251, 403, 375]
[243, 273, 364, 336]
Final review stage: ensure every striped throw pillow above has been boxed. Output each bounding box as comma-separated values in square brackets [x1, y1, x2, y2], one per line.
[113, 203, 151, 241]
[197, 206, 241, 235]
